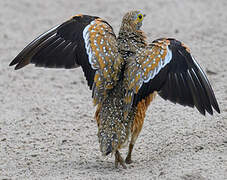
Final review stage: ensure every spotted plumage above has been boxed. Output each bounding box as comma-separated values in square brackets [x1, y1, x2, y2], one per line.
[10, 10, 220, 169]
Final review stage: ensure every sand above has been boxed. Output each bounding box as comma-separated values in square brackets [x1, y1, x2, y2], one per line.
[0, 0, 227, 179]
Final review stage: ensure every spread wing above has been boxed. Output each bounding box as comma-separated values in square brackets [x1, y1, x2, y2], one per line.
[124, 38, 220, 115]
[9, 14, 123, 104]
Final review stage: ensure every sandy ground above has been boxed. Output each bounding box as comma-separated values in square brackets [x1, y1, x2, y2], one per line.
[0, 0, 227, 179]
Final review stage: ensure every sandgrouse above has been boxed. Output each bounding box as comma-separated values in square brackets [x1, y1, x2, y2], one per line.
[10, 10, 220, 169]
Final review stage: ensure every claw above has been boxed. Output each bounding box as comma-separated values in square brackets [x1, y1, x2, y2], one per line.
[115, 150, 127, 169]
[125, 156, 133, 164]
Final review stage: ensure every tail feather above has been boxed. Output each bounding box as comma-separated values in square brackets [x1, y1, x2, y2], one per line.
[96, 82, 135, 156]
[98, 130, 118, 156]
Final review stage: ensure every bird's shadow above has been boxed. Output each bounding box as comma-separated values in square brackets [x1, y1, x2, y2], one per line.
[48, 156, 135, 175]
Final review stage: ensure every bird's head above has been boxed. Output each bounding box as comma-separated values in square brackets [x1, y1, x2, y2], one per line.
[120, 10, 146, 32]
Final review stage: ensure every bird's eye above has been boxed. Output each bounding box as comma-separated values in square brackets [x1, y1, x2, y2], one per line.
[137, 14, 143, 21]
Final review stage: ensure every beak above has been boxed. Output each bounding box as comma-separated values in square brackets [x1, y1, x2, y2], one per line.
[143, 14, 146, 18]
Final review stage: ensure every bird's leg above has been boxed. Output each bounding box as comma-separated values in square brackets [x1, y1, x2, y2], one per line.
[125, 132, 139, 164]
[125, 143, 134, 164]
[115, 150, 127, 169]
[126, 93, 156, 164]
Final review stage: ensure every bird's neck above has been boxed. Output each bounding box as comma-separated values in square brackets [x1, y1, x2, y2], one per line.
[117, 27, 148, 55]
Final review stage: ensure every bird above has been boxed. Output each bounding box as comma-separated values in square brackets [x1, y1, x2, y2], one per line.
[9, 10, 220, 169]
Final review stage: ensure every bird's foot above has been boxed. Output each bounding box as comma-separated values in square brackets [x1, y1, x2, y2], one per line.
[125, 156, 133, 164]
[115, 150, 127, 169]
[125, 143, 134, 164]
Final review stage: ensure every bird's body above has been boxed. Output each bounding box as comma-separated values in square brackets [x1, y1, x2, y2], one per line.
[10, 10, 220, 169]
[95, 78, 157, 167]
[95, 13, 157, 167]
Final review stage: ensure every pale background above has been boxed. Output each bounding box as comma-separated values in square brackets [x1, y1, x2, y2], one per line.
[0, 0, 227, 179]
